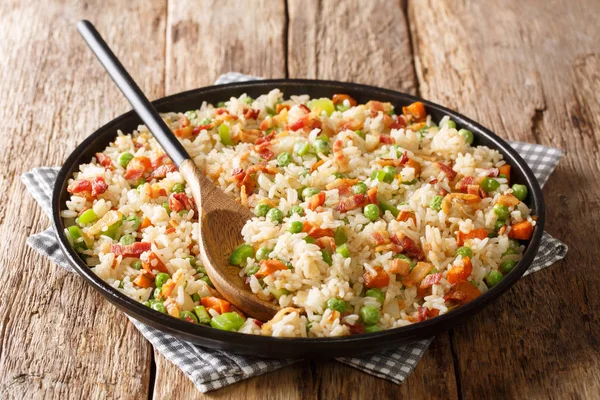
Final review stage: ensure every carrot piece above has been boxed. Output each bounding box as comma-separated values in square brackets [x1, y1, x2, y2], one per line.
[307, 192, 326, 211]
[402, 101, 427, 121]
[201, 297, 231, 314]
[397, 211, 416, 224]
[332, 94, 358, 107]
[133, 271, 154, 288]
[256, 259, 288, 278]
[363, 266, 390, 288]
[389, 258, 410, 276]
[445, 282, 481, 304]
[446, 256, 473, 284]
[508, 221, 534, 240]
[456, 228, 488, 246]
[140, 217, 152, 230]
[499, 164, 511, 183]
[142, 251, 169, 274]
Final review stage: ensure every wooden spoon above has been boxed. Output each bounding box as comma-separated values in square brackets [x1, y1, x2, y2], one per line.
[77, 20, 279, 321]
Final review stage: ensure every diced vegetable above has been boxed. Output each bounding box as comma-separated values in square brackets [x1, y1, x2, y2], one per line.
[302, 187, 319, 200]
[456, 228, 489, 246]
[293, 140, 310, 156]
[155, 272, 170, 288]
[336, 243, 350, 258]
[379, 199, 399, 218]
[365, 288, 385, 304]
[485, 270, 504, 287]
[277, 152, 292, 167]
[359, 305, 381, 325]
[500, 259, 517, 274]
[430, 195, 443, 211]
[289, 221, 304, 234]
[493, 204, 510, 220]
[270, 288, 290, 300]
[254, 203, 271, 217]
[365, 325, 382, 333]
[193, 305, 211, 324]
[151, 301, 167, 313]
[255, 247, 272, 261]
[119, 234, 135, 245]
[307, 98, 335, 116]
[171, 182, 185, 193]
[218, 123, 233, 145]
[403, 262, 434, 287]
[447, 257, 473, 284]
[499, 165, 511, 182]
[230, 244, 255, 266]
[352, 182, 368, 195]
[210, 312, 245, 331]
[458, 129, 474, 144]
[201, 297, 231, 314]
[512, 184, 528, 201]
[364, 204, 380, 222]
[481, 177, 500, 193]
[334, 227, 347, 246]
[118, 152, 134, 168]
[77, 209, 98, 225]
[326, 298, 347, 313]
[508, 221, 533, 240]
[256, 259, 288, 277]
[320, 249, 333, 266]
[363, 266, 390, 288]
[290, 205, 304, 216]
[180, 311, 198, 323]
[266, 208, 284, 223]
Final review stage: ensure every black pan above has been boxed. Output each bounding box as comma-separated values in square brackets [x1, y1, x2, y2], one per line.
[51, 79, 545, 359]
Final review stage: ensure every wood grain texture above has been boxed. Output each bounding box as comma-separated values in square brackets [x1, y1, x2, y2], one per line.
[164, 0, 287, 95]
[152, 1, 288, 398]
[410, 0, 600, 398]
[288, 1, 457, 399]
[288, 0, 417, 94]
[0, 0, 167, 398]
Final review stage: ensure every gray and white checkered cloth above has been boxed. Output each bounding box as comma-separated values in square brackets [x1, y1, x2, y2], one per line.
[22, 72, 568, 392]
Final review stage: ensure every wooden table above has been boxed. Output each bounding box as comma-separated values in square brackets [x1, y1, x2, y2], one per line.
[2, 0, 599, 398]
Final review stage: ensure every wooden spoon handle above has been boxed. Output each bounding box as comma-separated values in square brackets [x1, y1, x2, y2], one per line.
[77, 20, 190, 167]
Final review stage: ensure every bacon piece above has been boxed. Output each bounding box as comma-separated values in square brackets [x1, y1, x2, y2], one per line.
[332, 94, 357, 107]
[95, 153, 113, 169]
[455, 176, 476, 192]
[417, 306, 440, 322]
[192, 124, 213, 134]
[389, 115, 407, 130]
[339, 119, 364, 132]
[367, 187, 379, 205]
[110, 242, 152, 258]
[467, 184, 481, 196]
[243, 108, 260, 119]
[335, 193, 366, 213]
[68, 179, 92, 195]
[258, 147, 274, 160]
[372, 231, 390, 245]
[436, 162, 457, 181]
[307, 192, 326, 211]
[333, 139, 349, 172]
[398, 236, 424, 260]
[420, 272, 442, 289]
[298, 104, 310, 113]
[254, 132, 275, 146]
[91, 177, 108, 197]
[366, 100, 385, 113]
[444, 282, 481, 304]
[287, 119, 305, 131]
[238, 129, 261, 144]
[307, 226, 334, 239]
[347, 322, 366, 335]
[429, 178, 438, 185]
[124, 156, 152, 180]
[169, 193, 196, 213]
[325, 178, 359, 195]
[149, 163, 177, 179]
[315, 236, 336, 252]
[379, 135, 395, 145]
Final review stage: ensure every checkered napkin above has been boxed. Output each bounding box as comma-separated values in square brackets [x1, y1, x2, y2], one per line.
[22, 73, 568, 392]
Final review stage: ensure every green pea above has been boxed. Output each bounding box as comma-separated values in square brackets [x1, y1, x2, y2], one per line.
[210, 312, 245, 331]
[494, 220, 506, 231]
[430, 195, 444, 212]
[288, 221, 304, 234]
[127, 215, 141, 231]
[307, 98, 335, 116]
[302, 187, 320, 200]
[365, 325, 382, 333]
[199, 117, 212, 125]
[256, 247, 272, 262]
[355, 130, 366, 139]
[118, 152, 134, 168]
[326, 298, 347, 313]
[155, 273, 170, 289]
[277, 152, 292, 167]
[336, 243, 350, 258]
[270, 288, 290, 300]
[379, 199, 399, 218]
[334, 227, 347, 246]
[335, 103, 350, 112]
[359, 305, 381, 325]
[313, 139, 330, 155]
[493, 204, 510, 220]
[254, 203, 271, 217]
[456, 246, 472, 258]
[201, 275, 214, 288]
[364, 204, 380, 222]
[267, 208, 284, 224]
[485, 270, 504, 288]
[352, 182, 368, 195]
[131, 260, 142, 270]
[321, 249, 333, 266]
[67, 225, 87, 251]
[290, 205, 304, 216]
[499, 260, 517, 275]
[365, 288, 385, 304]
[304, 236, 316, 244]
[162, 201, 171, 215]
[443, 119, 457, 129]
[151, 301, 167, 313]
[179, 310, 199, 323]
[481, 177, 500, 193]
[230, 244, 255, 266]
[218, 123, 233, 145]
[293, 141, 310, 156]
[77, 209, 98, 225]
[191, 293, 200, 303]
[171, 182, 185, 193]
[119, 234, 135, 245]
[502, 247, 518, 258]
[382, 166, 397, 183]
[458, 129, 474, 144]
[194, 305, 211, 324]
[512, 184, 528, 201]
[246, 264, 260, 276]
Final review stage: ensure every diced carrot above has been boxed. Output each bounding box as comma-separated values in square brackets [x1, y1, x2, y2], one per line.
[307, 192, 326, 210]
[402, 101, 427, 122]
[447, 256, 473, 284]
[389, 258, 410, 276]
[255, 259, 288, 278]
[456, 228, 488, 246]
[201, 297, 231, 314]
[310, 159, 325, 173]
[397, 211, 416, 224]
[445, 282, 481, 304]
[508, 221, 534, 240]
[363, 266, 390, 288]
[133, 271, 154, 288]
[332, 94, 357, 107]
[142, 251, 169, 274]
[499, 164, 511, 183]
[140, 217, 152, 230]
[402, 261, 434, 287]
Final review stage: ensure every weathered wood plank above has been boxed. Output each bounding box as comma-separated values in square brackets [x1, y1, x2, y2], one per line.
[288, 0, 417, 94]
[410, 0, 600, 398]
[0, 1, 167, 398]
[288, 1, 457, 399]
[153, 1, 290, 398]
[164, 0, 287, 95]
